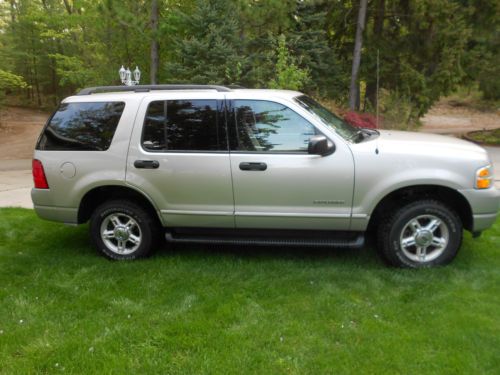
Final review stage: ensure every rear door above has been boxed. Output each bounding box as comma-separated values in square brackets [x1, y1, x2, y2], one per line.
[227, 98, 355, 230]
[126, 92, 234, 227]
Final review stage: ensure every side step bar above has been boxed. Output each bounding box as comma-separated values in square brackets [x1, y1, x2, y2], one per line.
[165, 232, 365, 248]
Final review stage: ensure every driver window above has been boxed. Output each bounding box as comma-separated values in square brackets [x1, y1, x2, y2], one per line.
[231, 100, 318, 152]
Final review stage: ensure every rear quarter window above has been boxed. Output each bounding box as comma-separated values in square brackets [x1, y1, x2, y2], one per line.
[37, 102, 125, 151]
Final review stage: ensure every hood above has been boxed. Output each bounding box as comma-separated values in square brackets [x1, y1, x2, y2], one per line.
[375, 130, 488, 161]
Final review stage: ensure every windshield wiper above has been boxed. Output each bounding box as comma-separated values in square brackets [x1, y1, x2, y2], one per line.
[349, 129, 365, 142]
[349, 128, 379, 143]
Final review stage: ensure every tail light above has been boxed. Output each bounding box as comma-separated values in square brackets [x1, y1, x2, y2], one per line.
[32, 159, 49, 189]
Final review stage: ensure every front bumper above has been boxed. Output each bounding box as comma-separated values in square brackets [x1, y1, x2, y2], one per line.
[459, 187, 500, 231]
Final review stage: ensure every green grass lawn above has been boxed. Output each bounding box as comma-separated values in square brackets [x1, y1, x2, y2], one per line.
[0, 208, 499, 374]
[466, 128, 500, 146]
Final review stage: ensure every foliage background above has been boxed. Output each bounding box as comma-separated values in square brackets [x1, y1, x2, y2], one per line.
[0, 0, 498, 123]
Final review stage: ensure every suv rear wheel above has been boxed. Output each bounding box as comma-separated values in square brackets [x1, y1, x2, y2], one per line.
[90, 200, 159, 260]
[377, 200, 463, 268]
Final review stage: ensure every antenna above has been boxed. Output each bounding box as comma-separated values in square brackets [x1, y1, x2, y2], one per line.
[376, 49, 380, 129]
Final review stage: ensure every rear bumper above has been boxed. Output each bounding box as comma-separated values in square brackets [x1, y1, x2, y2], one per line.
[459, 187, 500, 231]
[32, 188, 78, 224]
[33, 205, 78, 224]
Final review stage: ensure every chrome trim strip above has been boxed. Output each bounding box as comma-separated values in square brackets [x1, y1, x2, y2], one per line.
[161, 209, 351, 219]
[236, 211, 350, 218]
[161, 210, 233, 216]
[351, 214, 368, 219]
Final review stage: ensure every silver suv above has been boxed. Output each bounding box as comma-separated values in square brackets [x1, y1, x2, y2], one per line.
[31, 85, 499, 267]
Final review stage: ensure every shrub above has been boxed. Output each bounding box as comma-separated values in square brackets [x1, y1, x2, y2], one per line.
[343, 111, 378, 129]
[378, 89, 420, 130]
[268, 34, 310, 91]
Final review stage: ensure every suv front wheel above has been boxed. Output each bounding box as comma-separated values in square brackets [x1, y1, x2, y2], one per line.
[377, 200, 463, 268]
[90, 200, 159, 260]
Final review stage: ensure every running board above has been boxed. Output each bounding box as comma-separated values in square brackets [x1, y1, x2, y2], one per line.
[165, 232, 365, 248]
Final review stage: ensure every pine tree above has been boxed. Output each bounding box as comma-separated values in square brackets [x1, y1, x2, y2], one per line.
[288, 0, 343, 97]
[165, 0, 245, 85]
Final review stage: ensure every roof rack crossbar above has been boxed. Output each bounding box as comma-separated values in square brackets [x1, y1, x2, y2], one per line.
[77, 84, 233, 95]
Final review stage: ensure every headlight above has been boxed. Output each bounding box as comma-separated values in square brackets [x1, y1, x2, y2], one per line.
[475, 165, 493, 189]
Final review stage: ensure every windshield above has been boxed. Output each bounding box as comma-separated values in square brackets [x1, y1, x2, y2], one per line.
[294, 95, 358, 141]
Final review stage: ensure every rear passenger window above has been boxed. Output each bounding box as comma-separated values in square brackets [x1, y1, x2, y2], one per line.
[37, 102, 125, 151]
[142, 100, 226, 151]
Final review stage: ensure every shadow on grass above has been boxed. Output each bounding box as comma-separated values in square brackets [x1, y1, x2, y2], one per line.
[157, 241, 382, 267]
[29, 222, 382, 268]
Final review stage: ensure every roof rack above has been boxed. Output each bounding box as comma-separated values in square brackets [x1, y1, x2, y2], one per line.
[76, 84, 234, 96]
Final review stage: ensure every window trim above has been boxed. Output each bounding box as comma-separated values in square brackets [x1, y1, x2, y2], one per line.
[227, 98, 329, 154]
[140, 98, 229, 153]
[36, 101, 126, 152]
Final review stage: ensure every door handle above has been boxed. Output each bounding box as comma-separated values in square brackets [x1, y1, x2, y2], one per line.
[134, 160, 160, 169]
[239, 162, 267, 171]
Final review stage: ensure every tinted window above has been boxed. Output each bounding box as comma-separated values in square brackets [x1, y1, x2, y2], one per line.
[142, 100, 225, 151]
[230, 100, 318, 152]
[37, 102, 125, 151]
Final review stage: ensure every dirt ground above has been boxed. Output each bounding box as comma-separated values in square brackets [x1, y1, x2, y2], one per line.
[0, 106, 48, 160]
[0, 107, 48, 208]
[421, 100, 500, 135]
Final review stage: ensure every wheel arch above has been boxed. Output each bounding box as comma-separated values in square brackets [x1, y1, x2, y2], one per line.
[367, 185, 473, 233]
[78, 185, 163, 226]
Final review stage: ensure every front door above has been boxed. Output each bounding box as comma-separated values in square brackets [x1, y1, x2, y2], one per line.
[227, 99, 355, 230]
[126, 92, 234, 227]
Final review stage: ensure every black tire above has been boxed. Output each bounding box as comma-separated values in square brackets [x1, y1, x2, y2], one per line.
[90, 200, 161, 260]
[377, 200, 462, 268]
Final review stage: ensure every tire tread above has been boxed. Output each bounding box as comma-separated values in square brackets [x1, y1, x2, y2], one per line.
[377, 199, 463, 268]
[90, 199, 161, 260]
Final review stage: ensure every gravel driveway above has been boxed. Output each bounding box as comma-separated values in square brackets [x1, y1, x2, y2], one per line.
[0, 159, 33, 208]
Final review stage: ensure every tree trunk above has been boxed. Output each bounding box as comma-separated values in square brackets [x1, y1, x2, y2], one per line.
[150, 0, 159, 84]
[9, 0, 17, 22]
[349, 0, 368, 110]
[26, 71, 32, 100]
[50, 57, 58, 105]
[32, 57, 41, 107]
[365, 0, 385, 110]
[30, 29, 42, 106]
[62, 0, 72, 14]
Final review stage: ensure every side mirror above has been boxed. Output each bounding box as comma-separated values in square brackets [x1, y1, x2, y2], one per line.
[308, 135, 335, 156]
